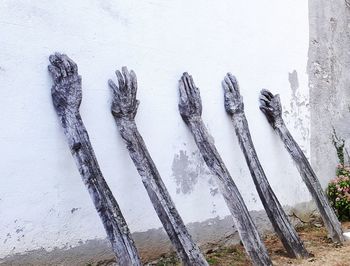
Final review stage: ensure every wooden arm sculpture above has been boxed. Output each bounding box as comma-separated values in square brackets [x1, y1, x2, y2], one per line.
[259, 89, 344, 243]
[108, 67, 208, 266]
[178, 73, 272, 266]
[48, 53, 142, 266]
[222, 73, 310, 258]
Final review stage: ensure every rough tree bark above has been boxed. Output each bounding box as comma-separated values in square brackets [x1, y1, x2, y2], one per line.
[108, 67, 208, 266]
[178, 73, 272, 266]
[222, 73, 310, 258]
[48, 53, 142, 266]
[259, 89, 344, 243]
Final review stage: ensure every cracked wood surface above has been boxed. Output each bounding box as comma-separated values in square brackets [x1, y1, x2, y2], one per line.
[48, 53, 142, 266]
[222, 73, 310, 258]
[109, 67, 208, 266]
[178, 73, 272, 266]
[259, 89, 344, 243]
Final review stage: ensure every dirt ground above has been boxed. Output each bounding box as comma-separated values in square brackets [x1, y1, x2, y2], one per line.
[149, 222, 350, 266]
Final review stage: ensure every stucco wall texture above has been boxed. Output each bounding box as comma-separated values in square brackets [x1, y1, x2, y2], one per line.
[0, 0, 313, 263]
[309, 0, 350, 187]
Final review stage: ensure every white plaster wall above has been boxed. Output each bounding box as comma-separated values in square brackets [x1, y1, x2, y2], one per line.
[0, 0, 311, 257]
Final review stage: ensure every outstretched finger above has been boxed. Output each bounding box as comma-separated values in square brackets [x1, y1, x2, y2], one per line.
[188, 74, 201, 100]
[122, 66, 131, 94]
[64, 55, 78, 75]
[179, 79, 188, 104]
[222, 80, 230, 93]
[274, 94, 281, 102]
[181, 72, 191, 99]
[260, 89, 274, 101]
[108, 79, 122, 104]
[227, 73, 240, 94]
[56, 53, 72, 75]
[130, 70, 138, 104]
[224, 75, 234, 93]
[51, 53, 67, 78]
[108, 79, 119, 95]
[115, 70, 125, 92]
[48, 65, 61, 84]
[49, 54, 59, 67]
[259, 95, 271, 107]
[184, 73, 196, 98]
[183, 73, 197, 108]
[273, 94, 282, 107]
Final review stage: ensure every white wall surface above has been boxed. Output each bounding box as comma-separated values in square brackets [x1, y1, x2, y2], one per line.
[0, 0, 310, 257]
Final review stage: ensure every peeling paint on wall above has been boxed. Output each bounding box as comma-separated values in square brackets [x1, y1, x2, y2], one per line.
[172, 149, 218, 195]
[283, 70, 310, 155]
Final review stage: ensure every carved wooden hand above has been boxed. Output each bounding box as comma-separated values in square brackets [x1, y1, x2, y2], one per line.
[223, 74, 310, 258]
[48, 53, 142, 265]
[49, 53, 82, 115]
[109, 66, 139, 120]
[222, 73, 244, 115]
[109, 68, 208, 266]
[178, 72, 202, 123]
[259, 89, 283, 129]
[259, 89, 344, 243]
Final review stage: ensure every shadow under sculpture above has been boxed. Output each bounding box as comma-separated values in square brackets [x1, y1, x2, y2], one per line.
[178, 73, 272, 266]
[48, 53, 142, 265]
[259, 89, 344, 243]
[222, 73, 310, 258]
[108, 67, 208, 266]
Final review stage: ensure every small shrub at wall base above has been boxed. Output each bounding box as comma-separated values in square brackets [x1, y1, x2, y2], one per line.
[327, 164, 350, 221]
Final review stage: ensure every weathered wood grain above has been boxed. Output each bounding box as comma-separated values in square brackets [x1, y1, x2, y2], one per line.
[178, 73, 272, 266]
[48, 53, 142, 266]
[259, 89, 344, 243]
[109, 67, 208, 266]
[222, 73, 310, 258]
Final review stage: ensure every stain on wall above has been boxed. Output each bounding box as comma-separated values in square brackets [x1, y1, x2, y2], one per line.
[70, 207, 80, 214]
[283, 70, 310, 154]
[172, 149, 218, 195]
[98, 1, 129, 25]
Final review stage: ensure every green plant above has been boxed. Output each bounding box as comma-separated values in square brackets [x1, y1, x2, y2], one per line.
[327, 164, 350, 221]
[332, 127, 345, 165]
[207, 257, 219, 265]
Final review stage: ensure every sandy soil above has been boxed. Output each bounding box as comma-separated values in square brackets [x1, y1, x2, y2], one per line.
[268, 222, 350, 266]
[149, 222, 350, 266]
